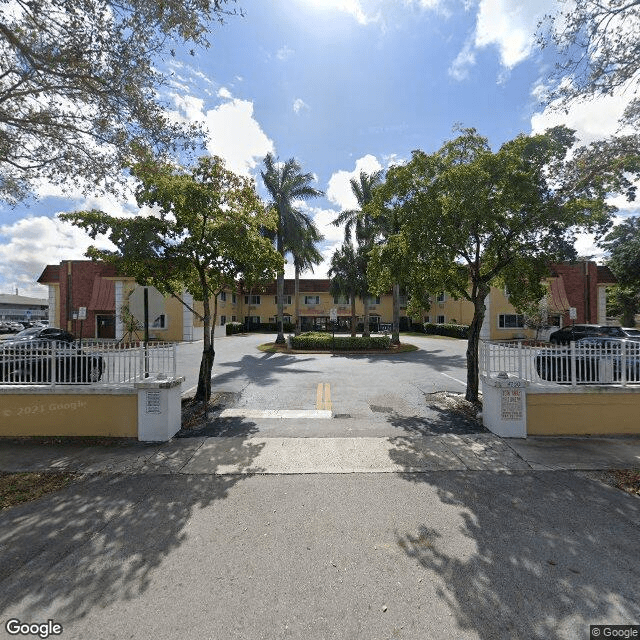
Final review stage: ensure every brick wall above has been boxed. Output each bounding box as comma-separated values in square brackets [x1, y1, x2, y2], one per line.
[552, 262, 600, 324]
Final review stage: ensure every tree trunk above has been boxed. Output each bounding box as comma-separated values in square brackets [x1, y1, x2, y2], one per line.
[465, 286, 489, 405]
[350, 294, 357, 337]
[276, 231, 285, 344]
[391, 282, 400, 345]
[195, 288, 216, 402]
[363, 296, 370, 337]
[295, 263, 301, 335]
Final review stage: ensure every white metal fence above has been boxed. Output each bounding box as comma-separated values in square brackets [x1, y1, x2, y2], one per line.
[0, 340, 176, 386]
[480, 340, 640, 386]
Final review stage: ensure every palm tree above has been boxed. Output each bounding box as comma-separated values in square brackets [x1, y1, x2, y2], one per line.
[328, 241, 365, 337]
[333, 170, 383, 337]
[290, 225, 324, 335]
[261, 153, 323, 343]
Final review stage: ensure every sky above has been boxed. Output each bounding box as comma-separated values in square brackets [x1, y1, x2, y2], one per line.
[1, 0, 638, 299]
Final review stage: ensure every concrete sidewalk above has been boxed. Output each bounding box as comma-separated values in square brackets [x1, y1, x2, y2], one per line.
[1, 432, 640, 475]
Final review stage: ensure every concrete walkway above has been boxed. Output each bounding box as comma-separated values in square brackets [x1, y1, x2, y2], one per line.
[2, 432, 640, 475]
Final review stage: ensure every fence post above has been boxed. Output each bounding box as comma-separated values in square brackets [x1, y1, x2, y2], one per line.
[517, 341, 523, 379]
[620, 340, 627, 387]
[50, 343, 56, 385]
[172, 343, 176, 378]
[570, 341, 577, 387]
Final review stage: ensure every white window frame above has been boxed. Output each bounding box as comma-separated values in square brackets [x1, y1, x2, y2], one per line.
[436, 315, 445, 324]
[436, 292, 446, 303]
[367, 296, 381, 305]
[274, 295, 292, 306]
[219, 291, 227, 302]
[152, 314, 166, 329]
[244, 295, 261, 305]
[304, 295, 320, 305]
[220, 315, 226, 326]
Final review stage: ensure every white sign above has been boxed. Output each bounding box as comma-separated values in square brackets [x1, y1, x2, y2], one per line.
[145, 390, 162, 414]
[129, 286, 165, 324]
[501, 388, 523, 421]
[569, 307, 577, 320]
[329, 307, 337, 322]
[78, 306, 87, 320]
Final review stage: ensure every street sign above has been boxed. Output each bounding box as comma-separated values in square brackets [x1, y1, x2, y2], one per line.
[329, 307, 337, 322]
[78, 306, 87, 320]
[569, 307, 577, 320]
[129, 286, 165, 324]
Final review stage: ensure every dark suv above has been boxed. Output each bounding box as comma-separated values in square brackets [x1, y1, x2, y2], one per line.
[548, 324, 616, 345]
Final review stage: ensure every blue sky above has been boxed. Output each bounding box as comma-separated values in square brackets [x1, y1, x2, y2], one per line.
[1, 0, 638, 298]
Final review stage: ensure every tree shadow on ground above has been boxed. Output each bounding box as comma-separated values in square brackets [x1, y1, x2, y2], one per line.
[338, 347, 467, 372]
[389, 463, 640, 638]
[379, 404, 487, 436]
[0, 418, 264, 625]
[212, 352, 321, 388]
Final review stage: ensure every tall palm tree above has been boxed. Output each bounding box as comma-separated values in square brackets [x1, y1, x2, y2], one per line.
[333, 169, 383, 337]
[261, 153, 323, 343]
[328, 241, 365, 337]
[290, 224, 324, 335]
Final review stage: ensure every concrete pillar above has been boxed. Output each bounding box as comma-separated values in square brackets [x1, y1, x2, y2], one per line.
[481, 375, 527, 438]
[480, 292, 491, 341]
[135, 375, 184, 441]
[114, 280, 124, 341]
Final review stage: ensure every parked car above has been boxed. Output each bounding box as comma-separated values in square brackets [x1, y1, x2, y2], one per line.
[548, 324, 615, 345]
[1, 326, 76, 346]
[536, 337, 640, 383]
[0, 328, 103, 383]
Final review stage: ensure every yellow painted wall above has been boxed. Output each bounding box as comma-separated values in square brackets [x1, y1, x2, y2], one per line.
[489, 288, 537, 341]
[0, 392, 138, 437]
[527, 391, 640, 435]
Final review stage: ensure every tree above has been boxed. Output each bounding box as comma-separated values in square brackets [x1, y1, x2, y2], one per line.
[598, 215, 640, 325]
[333, 169, 383, 337]
[0, 0, 238, 204]
[328, 242, 363, 337]
[538, 0, 640, 127]
[367, 126, 632, 403]
[290, 225, 324, 335]
[261, 153, 323, 344]
[60, 155, 282, 401]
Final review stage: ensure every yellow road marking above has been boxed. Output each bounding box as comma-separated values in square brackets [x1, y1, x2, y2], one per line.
[324, 383, 331, 411]
[316, 382, 331, 410]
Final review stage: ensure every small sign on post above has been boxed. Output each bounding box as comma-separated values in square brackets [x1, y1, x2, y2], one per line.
[329, 307, 337, 322]
[569, 307, 577, 320]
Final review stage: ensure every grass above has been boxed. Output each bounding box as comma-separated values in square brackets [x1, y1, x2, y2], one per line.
[0, 471, 76, 510]
[258, 342, 418, 354]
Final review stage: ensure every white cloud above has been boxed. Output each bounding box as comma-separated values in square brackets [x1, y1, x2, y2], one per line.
[204, 99, 275, 176]
[326, 154, 383, 211]
[531, 86, 636, 144]
[0, 216, 116, 298]
[449, 38, 476, 81]
[277, 46, 294, 61]
[293, 98, 309, 114]
[451, 0, 556, 78]
[301, 0, 378, 25]
[217, 87, 233, 99]
[170, 93, 206, 123]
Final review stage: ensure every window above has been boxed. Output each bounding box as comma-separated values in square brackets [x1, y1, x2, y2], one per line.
[436, 292, 446, 303]
[231, 315, 237, 322]
[333, 295, 349, 305]
[424, 316, 430, 323]
[232, 293, 236, 304]
[304, 295, 320, 305]
[244, 295, 261, 305]
[367, 296, 380, 305]
[245, 315, 260, 325]
[152, 314, 166, 329]
[220, 315, 226, 326]
[399, 295, 408, 308]
[437, 315, 445, 324]
[499, 314, 525, 328]
[274, 295, 292, 305]
[219, 291, 226, 302]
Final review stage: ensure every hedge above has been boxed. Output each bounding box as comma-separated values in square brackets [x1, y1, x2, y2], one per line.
[226, 321, 295, 335]
[423, 322, 469, 339]
[291, 332, 392, 351]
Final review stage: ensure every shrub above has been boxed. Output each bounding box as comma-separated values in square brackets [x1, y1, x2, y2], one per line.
[291, 332, 392, 351]
[423, 322, 469, 339]
[226, 322, 244, 336]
